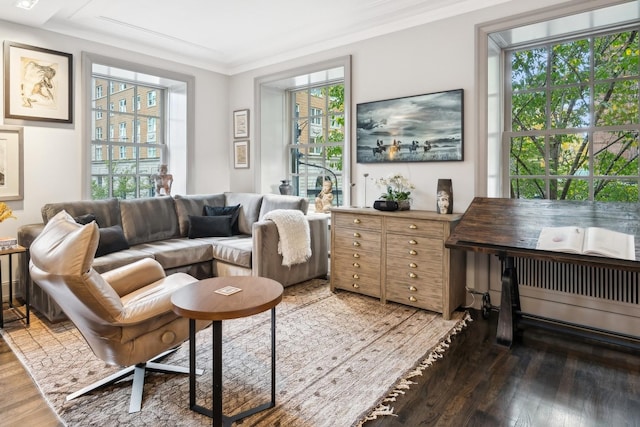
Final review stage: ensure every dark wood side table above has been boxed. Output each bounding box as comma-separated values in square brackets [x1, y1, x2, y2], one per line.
[171, 276, 284, 427]
[0, 245, 29, 328]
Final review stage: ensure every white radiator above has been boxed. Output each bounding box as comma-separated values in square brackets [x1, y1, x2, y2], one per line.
[488, 256, 640, 338]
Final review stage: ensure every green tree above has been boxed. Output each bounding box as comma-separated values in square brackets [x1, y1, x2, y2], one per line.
[510, 30, 639, 201]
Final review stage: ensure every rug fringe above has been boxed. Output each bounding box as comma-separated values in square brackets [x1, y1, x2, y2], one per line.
[354, 311, 473, 426]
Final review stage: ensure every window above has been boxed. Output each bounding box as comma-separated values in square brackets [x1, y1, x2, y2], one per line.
[507, 29, 639, 201]
[147, 117, 157, 142]
[147, 91, 157, 107]
[486, 3, 640, 203]
[257, 58, 350, 206]
[87, 54, 191, 200]
[289, 83, 345, 207]
[119, 122, 127, 141]
[91, 75, 165, 198]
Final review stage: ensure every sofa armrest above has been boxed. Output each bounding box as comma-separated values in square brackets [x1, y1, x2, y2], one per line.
[18, 223, 45, 249]
[252, 215, 328, 286]
[102, 258, 167, 297]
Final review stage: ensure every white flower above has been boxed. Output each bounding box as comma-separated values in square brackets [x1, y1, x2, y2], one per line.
[374, 173, 414, 201]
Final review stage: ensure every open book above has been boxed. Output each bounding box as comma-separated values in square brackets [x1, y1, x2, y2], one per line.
[536, 226, 636, 261]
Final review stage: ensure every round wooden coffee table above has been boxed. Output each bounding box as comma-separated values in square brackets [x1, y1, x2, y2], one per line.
[171, 276, 283, 427]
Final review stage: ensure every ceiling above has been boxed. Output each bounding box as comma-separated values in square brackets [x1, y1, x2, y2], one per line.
[0, 0, 511, 75]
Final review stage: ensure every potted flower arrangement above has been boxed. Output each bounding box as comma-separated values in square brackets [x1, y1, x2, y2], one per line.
[373, 173, 415, 211]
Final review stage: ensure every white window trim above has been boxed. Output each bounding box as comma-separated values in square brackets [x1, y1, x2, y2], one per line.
[82, 52, 195, 199]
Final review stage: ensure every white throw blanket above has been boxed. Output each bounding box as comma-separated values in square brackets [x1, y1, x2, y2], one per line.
[263, 209, 312, 266]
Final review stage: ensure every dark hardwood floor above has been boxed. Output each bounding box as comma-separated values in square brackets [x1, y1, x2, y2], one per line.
[1, 308, 639, 426]
[364, 310, 640, 427]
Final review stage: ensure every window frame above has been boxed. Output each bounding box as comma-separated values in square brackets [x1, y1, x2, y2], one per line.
[82, 52, 193, 200]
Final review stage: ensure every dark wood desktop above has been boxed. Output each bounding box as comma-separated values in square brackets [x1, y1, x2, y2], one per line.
[445, 197, 640, 347]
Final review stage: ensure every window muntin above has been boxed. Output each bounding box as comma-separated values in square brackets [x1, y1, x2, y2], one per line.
[91, 76, 165, 199]
[288, 83, 344, 207]
[506, 29, 640, 201]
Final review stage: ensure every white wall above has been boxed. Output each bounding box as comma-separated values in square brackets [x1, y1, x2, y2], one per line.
[227, 0, 578, 212]
[0, 19, 230, 239]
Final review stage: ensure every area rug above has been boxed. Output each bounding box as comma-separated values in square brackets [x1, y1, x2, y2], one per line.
[1, 279, 469, 426]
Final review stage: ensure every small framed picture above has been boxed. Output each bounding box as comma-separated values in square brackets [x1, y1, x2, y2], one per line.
[4, 41, 73, 123]
[234, 140, 249, 169]
[233, 109, 249, 139]
[0, 126, 24, 201]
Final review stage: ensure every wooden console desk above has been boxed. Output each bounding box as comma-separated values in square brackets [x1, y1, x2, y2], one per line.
[445, 197, 640, 347]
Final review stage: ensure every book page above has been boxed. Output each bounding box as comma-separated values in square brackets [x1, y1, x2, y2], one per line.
[583, 227, 636, 261]
[536, 227, 585, 253]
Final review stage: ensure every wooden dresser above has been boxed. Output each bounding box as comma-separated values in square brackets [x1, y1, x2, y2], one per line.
[330, 207, 466, 319]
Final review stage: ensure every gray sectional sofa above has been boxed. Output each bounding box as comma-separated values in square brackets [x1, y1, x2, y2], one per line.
[18, 192, 329, 321]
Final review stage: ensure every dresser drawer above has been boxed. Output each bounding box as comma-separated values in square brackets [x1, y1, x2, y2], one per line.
[385, 217, 443, 239]
[386, 236, 442, 259]
[334, 232, 381, 253]
[332, 262, 381, 298]
[333, 213, 382, 230]
[386, 280, 443, 312]
[385, 255, 442, 283]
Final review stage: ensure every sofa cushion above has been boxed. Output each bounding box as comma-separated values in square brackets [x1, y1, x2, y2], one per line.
[224, 192, 263, 235]
[188, 215, 233, 238]
[203, 204, 241, 234]
[132, 238, 214, 270]
[210, 237, 253, 268]
[120, 197, 180, 245]
[174, 193, 226, 237]
[258, 194, 309, 220]
[96, 225, 130, 257]
[41, 198, 121, 228]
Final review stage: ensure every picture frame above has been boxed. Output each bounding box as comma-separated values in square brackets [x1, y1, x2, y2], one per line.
[356, 89, 463, 163]
[4, 41, 73, 123]
[0, 126, 24, 201]
[233, 140, 250, 169]
[233, 109, 250, 139]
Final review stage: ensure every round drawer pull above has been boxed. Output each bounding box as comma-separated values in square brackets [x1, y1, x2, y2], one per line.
[409, 224, 418, 229]
[409, 286, 417, 292]
[353, 262, 360, 268]
[408, 249, 417, 255]
[409, 262, 417, 268]
[352, 283, 360, 289]
[353, 232, 361, 238]
[409, 272, 417, 278]
[353, 218, 361, 224]
[353, 253, 360, 258]
[353, 273, 360, 279]
[353, 241, 361, 247]
[409, 239, 417, 245]
[408, 296, 417, 302]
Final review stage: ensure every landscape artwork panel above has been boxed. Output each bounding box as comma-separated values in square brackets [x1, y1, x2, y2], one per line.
[356, 89, 463, 163]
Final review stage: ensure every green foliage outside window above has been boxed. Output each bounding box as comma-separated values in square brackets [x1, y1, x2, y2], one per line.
[509, 30, 639, 201]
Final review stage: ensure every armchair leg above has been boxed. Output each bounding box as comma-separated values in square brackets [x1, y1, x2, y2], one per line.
[66, 348, 204, 413]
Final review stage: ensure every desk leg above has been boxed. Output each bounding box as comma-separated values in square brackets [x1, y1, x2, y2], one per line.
[497, 256, 520, 347]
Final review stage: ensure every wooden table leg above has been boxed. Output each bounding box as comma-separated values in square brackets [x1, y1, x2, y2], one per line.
[497, 256, 520, 347]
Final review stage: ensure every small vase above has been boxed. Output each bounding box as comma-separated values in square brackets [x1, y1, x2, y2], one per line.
[397, 200, 411, 211]
[279, 180, 293, 195]
[436, 179, 453, 214]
